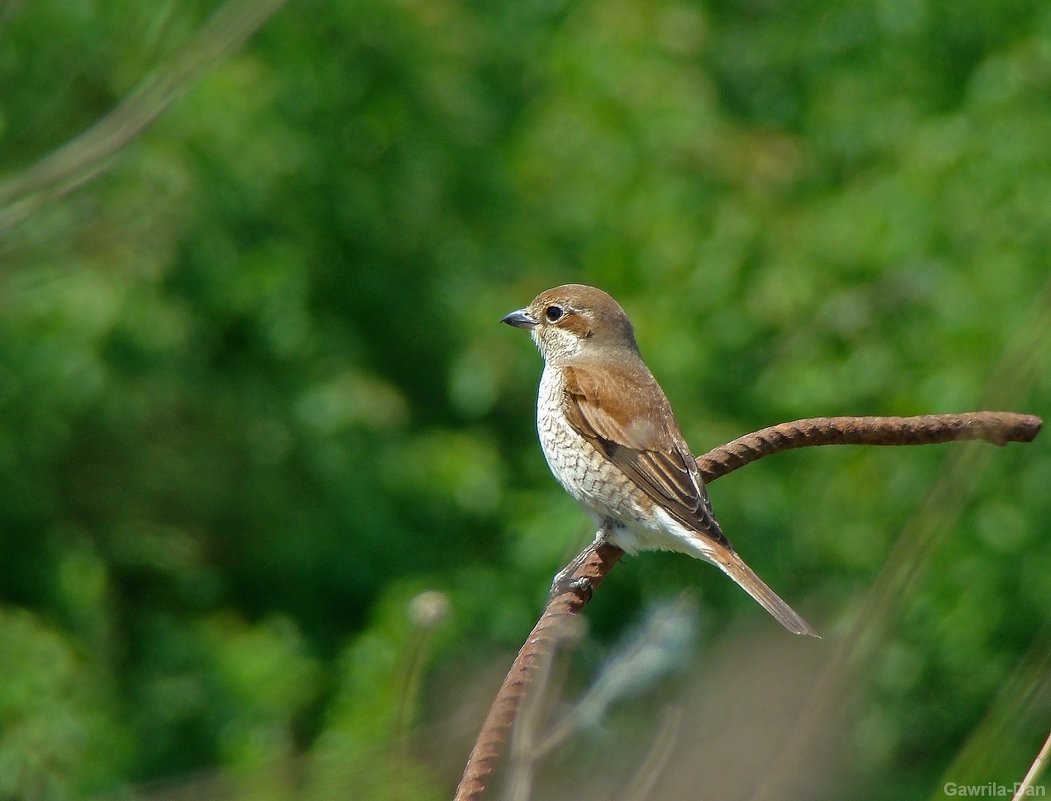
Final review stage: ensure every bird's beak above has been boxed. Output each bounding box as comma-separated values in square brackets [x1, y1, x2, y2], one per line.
[501, 308, 538, 329]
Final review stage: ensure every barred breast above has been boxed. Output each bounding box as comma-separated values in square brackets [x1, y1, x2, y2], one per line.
[536, 365, 653, 543]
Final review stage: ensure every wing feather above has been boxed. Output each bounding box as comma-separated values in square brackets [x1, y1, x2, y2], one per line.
[561, 365, 729, 546]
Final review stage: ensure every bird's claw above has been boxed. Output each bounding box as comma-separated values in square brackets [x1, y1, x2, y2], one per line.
[550, 571, 592, 601]
[548, 571, 593, 603]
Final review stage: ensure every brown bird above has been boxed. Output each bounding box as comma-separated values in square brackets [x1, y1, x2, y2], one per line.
[502, 284, 818, 636]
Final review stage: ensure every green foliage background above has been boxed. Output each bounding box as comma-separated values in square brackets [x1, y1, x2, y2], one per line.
[1, 0, 1049, 799]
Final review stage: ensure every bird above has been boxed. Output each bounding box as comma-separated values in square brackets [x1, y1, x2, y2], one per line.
[502, 284, 818, 637]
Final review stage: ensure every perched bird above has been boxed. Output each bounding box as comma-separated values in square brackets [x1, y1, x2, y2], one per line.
[502, 284, 818, 636]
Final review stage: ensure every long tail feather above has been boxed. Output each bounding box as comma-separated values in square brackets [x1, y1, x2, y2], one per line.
[710, 547, 819, 637]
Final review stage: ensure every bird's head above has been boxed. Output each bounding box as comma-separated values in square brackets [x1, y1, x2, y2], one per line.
[501, 284, 640, 366]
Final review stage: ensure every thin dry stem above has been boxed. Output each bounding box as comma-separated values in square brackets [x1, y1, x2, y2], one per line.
[452, 411, 1042, 801]
[1012, 729, 1051, 801]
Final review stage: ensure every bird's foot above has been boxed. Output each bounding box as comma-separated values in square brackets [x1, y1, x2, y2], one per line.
[548, 570, 593, 603]
[546, 525, 612, 603]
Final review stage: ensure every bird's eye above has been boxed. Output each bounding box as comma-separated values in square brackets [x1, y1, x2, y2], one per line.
[545, 305, 564, 322]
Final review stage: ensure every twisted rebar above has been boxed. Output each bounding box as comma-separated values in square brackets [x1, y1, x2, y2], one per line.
[697, 412, 1042, 482]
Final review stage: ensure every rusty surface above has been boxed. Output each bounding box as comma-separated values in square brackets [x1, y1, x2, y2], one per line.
[453, 541, 623, 801]
[697, 412, 1042, 482]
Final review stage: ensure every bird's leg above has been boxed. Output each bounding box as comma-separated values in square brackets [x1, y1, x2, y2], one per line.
[547, 524, 612, 603]
[548, 548, 595, 603]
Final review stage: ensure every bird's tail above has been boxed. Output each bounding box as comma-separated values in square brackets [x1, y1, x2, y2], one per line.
[709, 547, 819, 637]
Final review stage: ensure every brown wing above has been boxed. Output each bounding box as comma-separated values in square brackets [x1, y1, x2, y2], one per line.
[562, 364, 819, 637]
[561, 364, 729, 547]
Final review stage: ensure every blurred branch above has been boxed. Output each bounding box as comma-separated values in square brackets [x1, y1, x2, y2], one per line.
[0, 0, 289, 235]
[532, 595, 695, 760]
[452, 411, 1043, 801]
[619, 706, 684, 801]
[1012, 729, 1051, 801]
